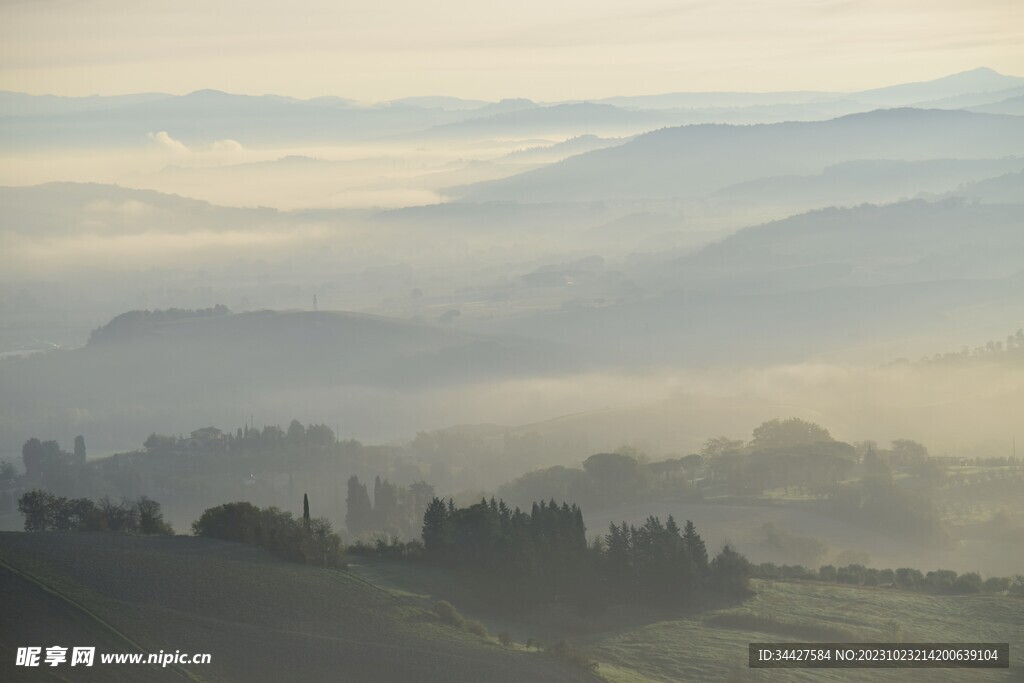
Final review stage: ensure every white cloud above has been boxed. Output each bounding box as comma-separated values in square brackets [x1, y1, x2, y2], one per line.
[147, 130, 189, 153]
[210, 139, 244, 153]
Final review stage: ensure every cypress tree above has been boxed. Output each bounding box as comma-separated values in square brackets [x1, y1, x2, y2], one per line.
[345, 476, 373, 537]
[422, 497, 451, 559]
[73, 435, 87, 466]
[683, 520, 708, 574]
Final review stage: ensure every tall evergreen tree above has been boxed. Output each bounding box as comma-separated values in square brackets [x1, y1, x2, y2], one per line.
[73, 435, 87, 466]
[605, 522, 632, 598]
[287, 419, 306, 442]
[372, 476, 400, 532]
[710, 543, 751, 595]
[422, 497, 451, 558]
[683, 519, 708, 574]
[345, 476, 373, 537]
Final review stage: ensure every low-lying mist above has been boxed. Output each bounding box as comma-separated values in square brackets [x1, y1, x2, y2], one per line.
[422, 360, 1024, 461]
[3, 348, 1019, 466]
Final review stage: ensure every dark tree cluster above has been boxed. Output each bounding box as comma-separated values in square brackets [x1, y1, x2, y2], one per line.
[899, 327, 1024, 366]
[827, 476, 944, 543]
[418, 496, 749, 609]
[18, 489, 173, 535]
[20, 437, 87, 493]
[345, 475, 434, 540]
[497, 450, 700, 513]
[0, 460, 16, 513]
[704, 421, 856, 497]
[605, 516, 752, 605]
[192, 499, 343, 567]
[498, 419, 858, 512]
[87, 305, 230, 346]
[145, 420, 340, 456]
[12, 424, 425, 544]
[423, 497, 588, 603]
[603, 516, 716, 605]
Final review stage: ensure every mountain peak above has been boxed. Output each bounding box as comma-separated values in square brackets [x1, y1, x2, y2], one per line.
[853, 67, 1024, 106]
[183, 89, 233, 98]
[957, 66, 1001, 77]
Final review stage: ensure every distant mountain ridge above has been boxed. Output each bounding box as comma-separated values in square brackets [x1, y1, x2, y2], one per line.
[854, 67, 1024, 106]
[451, 109, 1024, 203]
[709, 158, 1024, 209]
[7, 66, 1018, 114]
[473, 198, 1024, 365]
[3, 67, 1021, 148]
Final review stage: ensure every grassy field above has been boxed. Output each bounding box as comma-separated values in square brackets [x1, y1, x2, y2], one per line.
[0, 532, 592, 682]
[3, 531, 1019, 682]
[589, 580, 1023, 683]
[352, 560, 1024, 683]
[0, 562, 170, 682]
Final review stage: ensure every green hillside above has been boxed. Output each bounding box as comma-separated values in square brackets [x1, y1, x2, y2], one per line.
[2, 530, 1020, 682]
[0, 532, 589, 682]
[351, 559, 1023, 683]
[590, 580, 1022, 682]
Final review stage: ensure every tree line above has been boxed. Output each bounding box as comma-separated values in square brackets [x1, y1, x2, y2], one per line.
[15, 485, 752, 611]
[11, 437, 88, 499]
[497, 419, 858, 511]
[87, 305, 230, 346]
[896, 327, 1024, 366]
[752, 561, 1022, 596]
[497, 450, 701, 514]
[7, 423, 419, 536]
[701, 418, 857, 497]
[18, 489, 173, 535]
[19, 489, 1018, 608]
[415, 496, 751, 610]
[16, 488, 343, 568]
[345, 475, 435, 540]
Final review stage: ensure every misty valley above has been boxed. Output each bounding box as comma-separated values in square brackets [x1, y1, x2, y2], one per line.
[2, 66, 1023, 682]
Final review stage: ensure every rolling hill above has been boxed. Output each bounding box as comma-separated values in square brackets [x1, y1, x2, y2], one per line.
[854, 66, 1024, 107]
[0, 90, 470, 149]
[660, 199, 1024, 290]
[351, 557, 1023, 683]
[0, 309, 578, 454]
[474, 199, 1024, 365]
[708, 158, 1024, 214]
[501, 135, 628, 164]
[943, 170, 1024, 204]
[394, 103, 678, 141]
[0, 531, 588, 682]
[450, 109, 1024, 203]
[970, 94, 1024, 116]
[588, 579, 1022, 682]
[8, 530, 1016, 682]
[595, 67, 1024, 111]
[0, 181, 284, 237]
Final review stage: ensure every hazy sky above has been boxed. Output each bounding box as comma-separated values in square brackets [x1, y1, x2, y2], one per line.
[1, 0, 1021, 100]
